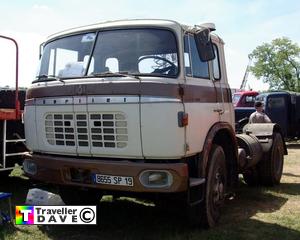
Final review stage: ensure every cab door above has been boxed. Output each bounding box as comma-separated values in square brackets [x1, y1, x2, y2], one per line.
[265, 94, 288, 137]
[183, 34, 220, 155]
[211, 42, 234, 126]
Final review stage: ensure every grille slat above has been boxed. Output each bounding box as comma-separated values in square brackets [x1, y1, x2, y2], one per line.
[45, 112, 128, 149]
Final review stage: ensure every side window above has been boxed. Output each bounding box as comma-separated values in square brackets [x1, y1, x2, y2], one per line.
[184, 35, 209, 79]
[212, 44, 221, 80]
[268, 97, 285, 109]
[245, 96, 256, 107]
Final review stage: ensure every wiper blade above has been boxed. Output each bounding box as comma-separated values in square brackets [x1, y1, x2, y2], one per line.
[33, 75, 65, 84]
[91, 71, 140, 80]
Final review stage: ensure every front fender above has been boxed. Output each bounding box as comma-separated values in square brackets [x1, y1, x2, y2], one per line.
[201, 122, 238, 177]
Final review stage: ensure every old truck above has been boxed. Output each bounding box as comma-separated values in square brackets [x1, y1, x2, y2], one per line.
[23, 19, 287, 227]
[233, 90, 259, 108]
[256, 91, 300, 138]
[235, 91, 300, 138]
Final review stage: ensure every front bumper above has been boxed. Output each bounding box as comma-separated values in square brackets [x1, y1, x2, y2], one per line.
[24, 153, 189, 193]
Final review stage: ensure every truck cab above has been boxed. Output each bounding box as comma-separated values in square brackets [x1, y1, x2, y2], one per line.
[23, 19, 286, 228]
[233, 90, 259, 107]
[256, 91, 300, 138]
[24, 20, 233, 171]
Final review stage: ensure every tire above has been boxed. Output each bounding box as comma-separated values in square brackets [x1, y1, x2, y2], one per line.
[199, 144, 227, 228]
[243, 168, 260, 186]
[59, 186, 102, 205]
[258, 132, 284, 186]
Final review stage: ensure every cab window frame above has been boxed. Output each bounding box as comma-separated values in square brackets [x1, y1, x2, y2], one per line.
[184, 34, 210, 79]
[212, 43, 221, 80]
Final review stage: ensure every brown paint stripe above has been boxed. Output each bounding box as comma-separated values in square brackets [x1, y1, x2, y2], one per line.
[26, 82, 232, 103]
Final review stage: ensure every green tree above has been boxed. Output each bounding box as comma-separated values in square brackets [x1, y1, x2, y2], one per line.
[249, 37, 300, 92]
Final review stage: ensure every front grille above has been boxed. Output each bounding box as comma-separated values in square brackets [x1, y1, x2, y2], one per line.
[45, 112, 128, 149]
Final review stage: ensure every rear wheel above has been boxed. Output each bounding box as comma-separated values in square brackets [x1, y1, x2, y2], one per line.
[59, 186, 102, 205]
[258, 132, 284, 186]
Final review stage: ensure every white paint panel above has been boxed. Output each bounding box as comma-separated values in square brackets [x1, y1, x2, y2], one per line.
[24, 106, 38, 151]
[215, 42, 235, 128]
[184, 77, 220, 155]
[141, 103, 185, 158]
[219, 83, 235, 128]
[185, 102, 219, 155]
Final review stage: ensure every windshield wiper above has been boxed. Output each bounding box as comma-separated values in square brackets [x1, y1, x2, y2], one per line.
[90, 71, 140, 80]
[32, 75, 65, 84]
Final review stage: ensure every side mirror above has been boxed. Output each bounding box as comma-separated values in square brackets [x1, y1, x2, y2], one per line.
[194, 28, 215, 62]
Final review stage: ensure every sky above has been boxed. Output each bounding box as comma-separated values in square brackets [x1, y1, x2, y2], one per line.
[0, 0, 299, 90]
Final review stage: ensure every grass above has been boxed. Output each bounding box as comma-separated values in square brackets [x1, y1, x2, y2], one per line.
[0, 143, 300, 240]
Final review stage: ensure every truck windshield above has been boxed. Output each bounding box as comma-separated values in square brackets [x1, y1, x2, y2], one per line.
[36, 29, 178, 81]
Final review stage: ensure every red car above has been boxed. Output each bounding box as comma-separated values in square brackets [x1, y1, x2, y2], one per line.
[233, 90, 259, 107]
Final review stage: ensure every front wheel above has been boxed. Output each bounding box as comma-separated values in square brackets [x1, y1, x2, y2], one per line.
[200, 144, 227, 227]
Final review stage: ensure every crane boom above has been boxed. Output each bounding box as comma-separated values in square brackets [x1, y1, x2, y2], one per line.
[240, 57, 252, 90]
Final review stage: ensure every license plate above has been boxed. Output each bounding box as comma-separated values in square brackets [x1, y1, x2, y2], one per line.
[93, 174, 134, 187]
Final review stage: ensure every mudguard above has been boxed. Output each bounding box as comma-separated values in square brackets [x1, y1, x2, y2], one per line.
[242, 123, 287, 155]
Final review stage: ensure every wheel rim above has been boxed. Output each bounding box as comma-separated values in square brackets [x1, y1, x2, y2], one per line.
[212, 167, 225, 212]
[204, 146, 227, 227]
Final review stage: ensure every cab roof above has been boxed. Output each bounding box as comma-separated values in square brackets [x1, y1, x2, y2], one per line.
[258, 91, 300, 97]
[46, 19, 222, 43]
[234, 90, 259, 96]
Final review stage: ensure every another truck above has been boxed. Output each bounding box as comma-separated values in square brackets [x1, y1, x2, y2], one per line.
[235, 91, 300, 138]
[233, 90, 259, 107]
[23, 19, 287, 227]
